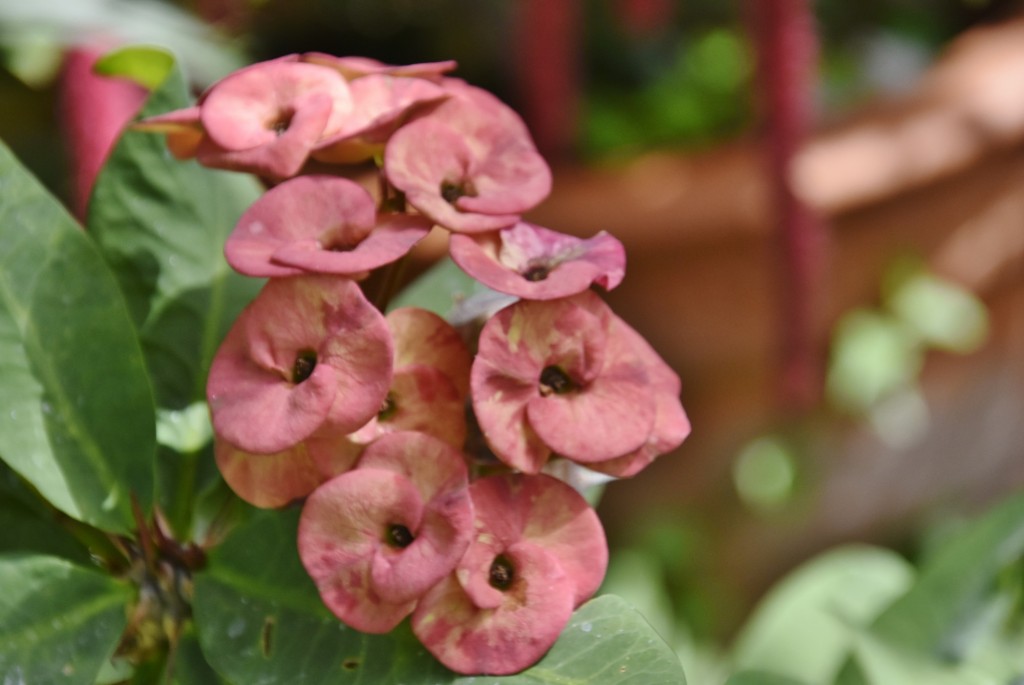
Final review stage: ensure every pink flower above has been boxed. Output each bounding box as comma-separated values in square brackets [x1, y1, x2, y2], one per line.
[214, 431, 363, 509]
[389, 307, 471, 396]
[311, 75, 450, 164]
[348, 308, 472, 448]
[449, 221, 626, 300]
[224, 175, 431, 278]
[137, 56, 354, 180]
[206, 273, 392, 455]
[383, 80, 552, 233]
[298, 431, 474, 633]
[471, 291, 686, 474]
[195, 57, 352, 179]
[411, 473, 607, 675]
[302, 55, 458, 163]
[583, 320, 691, 478]
[301, 54, 458, 81]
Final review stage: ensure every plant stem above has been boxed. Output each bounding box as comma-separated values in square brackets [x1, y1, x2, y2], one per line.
[748, 0, 828, 411]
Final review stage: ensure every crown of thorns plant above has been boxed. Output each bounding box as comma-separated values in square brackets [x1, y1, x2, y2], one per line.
[138, 52, 690, 676]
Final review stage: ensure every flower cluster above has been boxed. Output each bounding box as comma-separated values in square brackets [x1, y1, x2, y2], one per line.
[140, 53, 690, 676]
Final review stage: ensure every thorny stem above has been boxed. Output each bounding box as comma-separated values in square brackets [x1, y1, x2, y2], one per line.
[131, 493, 158, 574]
[107, 495, 207, 679]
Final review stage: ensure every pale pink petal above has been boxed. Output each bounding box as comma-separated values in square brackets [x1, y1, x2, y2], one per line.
[387, 307, 472, 396]
[195, 92, 333, 179]
[225, 175, 429, 277]
[214, 432, 363, 508]
[469, 364, 549, 473]
[312, 75, 449, 163]
[384, 118, 520, 232]
[206, 334, 339, 454]
[468, 474, 608, 605]
[207, 274, 392, 454]
[302, 53, 457, 81]
[471, 295, 618, 472]
[298, 469, 422, 633]
[412, 473, 605, 675]
[356, 432, 473, 601]
[412, 545, 573, 675]
[298, 432, 473, 632]
[449, 222, 626, 300]
[200, 61, 352, 150]
[383, 83, 551, 233]
[525, 364, 654, 463]
[270, 213, 430, 276]
[349, 366, 467, 448]
[585, 320, 691, 477]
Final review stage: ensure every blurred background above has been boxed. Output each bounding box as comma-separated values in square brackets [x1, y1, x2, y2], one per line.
[2, 0, 1023, 678]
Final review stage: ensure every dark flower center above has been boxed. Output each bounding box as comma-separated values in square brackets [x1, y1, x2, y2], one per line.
[386, 524, 415, 548]
[322, 235, 360, 253]
[292, 350, 318, 384]
[377, 392, 398, 421]
[489, 555, 515, 591]
[440, 178, 478, 204]
[269, 109, 295, 135]
[521, 264, 551, 282]
[539, 365, 576, 396]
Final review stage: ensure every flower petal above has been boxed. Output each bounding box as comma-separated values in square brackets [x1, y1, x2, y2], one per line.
[207, 274, 392, 453]
[412, 543, 574, 675]
[467, 474, 607, 605]
[298, 469, 422, 633]
[388, 307, 472, 396]
[450, 222, 625, 300]
[584, 319, 691, 477]
[302, 53, 458, 81]
[214, 431, 363, 508]
[412, 472, 603, 675]
[200, 60, 351, 150]
[348, 365, 467, 448]
[356, 432, 474, 602]
[312, 74, 449, 163]
[471, 295, 615, 472]
[270, 213, 431, 276]
[298, 432, 473, 632]
[383, 83, 551, 233]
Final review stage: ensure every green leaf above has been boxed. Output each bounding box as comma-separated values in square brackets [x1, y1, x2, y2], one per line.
[153, 402, 218, 539]
[731, 546, 914, 685]
[0, 0, 247, 86]
[478, 595, 686, 685]
[94, 45, 176, 90]
[832, 494, 1024, 684]
[0, 138, 155, 534]
[726, 671, 809, 685]
[87, 55, 262, 538]
[168, 624, 233, 685]
[389, 256, 508, 322]
[826, 309, 922, 413]
[870, 493, 1024, 658]
[88, 57, 262, 413]
[843, 632, 997, 685]
[193, 508, 452, 685]
[0, 552, 133, 684]
[0, 493, 89, 563]
[883, 259, 988, 353]
[195, 509, 685, 685]
[0, 463, 89, 562]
